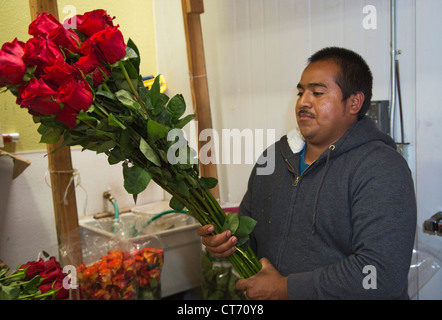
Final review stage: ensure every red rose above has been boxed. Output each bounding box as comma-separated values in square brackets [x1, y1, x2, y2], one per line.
[57, 78, 93, 112]
[39, 257, 62, 284]
[19, 258, 45, 280]
[55, 78, 93, 128]
[1, 38, 25, 57]
[49, 25, 81, 54]
[44, 60, 80, 88]
[0, 50, 26, 87]
[55, 105, 78, 129]
[80, 26, 126, 64]
[39, 280, 69, 300]
[91, 63, 111, 86]
[75, 52, 110, 86]
[76, 50, 101, 74]
[29, 13, 61, 38]
[23, 37, 64, 76]
[65, 9, 114, 37]
[17, 78, 60, 116]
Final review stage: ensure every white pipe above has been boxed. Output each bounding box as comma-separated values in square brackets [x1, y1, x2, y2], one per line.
[390, 0, 397, 139]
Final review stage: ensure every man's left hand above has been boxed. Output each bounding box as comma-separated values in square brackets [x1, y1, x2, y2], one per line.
[236, 258, 289, 300]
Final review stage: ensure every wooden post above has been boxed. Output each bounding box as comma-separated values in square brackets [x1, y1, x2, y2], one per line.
[29, 0, 83, 267]
[182, 0, 220, 200]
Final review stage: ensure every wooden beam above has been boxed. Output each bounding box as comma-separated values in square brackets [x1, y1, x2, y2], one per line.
[184, 0, 204, 14]
[182, 0, 220, 200]
[29, 0, 83, 267]
[29, 0, 58, 18]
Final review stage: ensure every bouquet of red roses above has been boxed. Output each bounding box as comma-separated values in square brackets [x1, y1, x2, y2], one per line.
[0, 253, 69, 300]
[0, 10, 261, 279]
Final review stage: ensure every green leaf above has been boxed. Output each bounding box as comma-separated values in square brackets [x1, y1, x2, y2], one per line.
[149, 75, 161, 103]
[108, 113, 127, 129]
[153, 94, 169, 116]
[122, 59, 139, 81]
[200, 177, 218, 190]
[175, 114, 197, 129]
[94, 140, 116, 154]
[127, 38, 140, 57]
[120, 129, 130, 147]
[235, 216, 258, 237]
[108, 148, 125, 165]
[96, 90, 117, 101]
[122, 163, 152, 195]
[21, 276, 41, 295]
[147, 120, 168, 141]
[0, 283, 20, 300]
[38, 125, 63, 144]
[166, 94, 186, 124]
[115, 89, 135, 105]
[140, 138, 161, 166]
[149, 76, 169, 116]
[177, 180, 190, 197]
[222, 213, 239, 234]
[115, 90, 141, 111]
[124, 47, 139, 61]
[169, 197, 185, 211]
[126, 38, 140, 73]
[236, 236, 250, 247]
[77, 111, 98, 122]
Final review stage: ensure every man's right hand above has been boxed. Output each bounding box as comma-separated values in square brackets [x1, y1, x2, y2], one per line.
[197, 224, 237, 259]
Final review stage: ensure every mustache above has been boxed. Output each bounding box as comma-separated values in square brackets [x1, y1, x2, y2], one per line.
[298, 110, 316, 118]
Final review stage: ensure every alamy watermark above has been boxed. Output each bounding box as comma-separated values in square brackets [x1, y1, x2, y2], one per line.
[362, 5, 377, 30]
[62, 265, 78, 289]
[362, 265, 377, 290]
[168, 121, 276, 176]
[62, 263, 378, 290]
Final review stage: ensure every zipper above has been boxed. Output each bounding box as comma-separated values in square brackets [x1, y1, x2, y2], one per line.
[293, 161, 315, 186]
[294, 144, 335, 187]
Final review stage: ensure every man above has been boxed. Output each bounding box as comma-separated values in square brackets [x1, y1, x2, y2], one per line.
[198, 47, 417, 299]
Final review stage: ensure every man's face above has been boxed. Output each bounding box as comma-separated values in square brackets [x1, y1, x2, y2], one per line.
[296, 60, 357, 148]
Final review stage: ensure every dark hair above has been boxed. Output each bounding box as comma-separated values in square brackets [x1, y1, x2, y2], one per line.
[308, 47, 373, 119]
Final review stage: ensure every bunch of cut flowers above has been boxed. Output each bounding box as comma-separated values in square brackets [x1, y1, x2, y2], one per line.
[0, 252, 69, 300]
[77, 247, 163, 300]
[0, 9, 261, 279]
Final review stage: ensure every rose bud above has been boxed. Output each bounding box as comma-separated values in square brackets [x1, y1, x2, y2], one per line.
[66, 9, 114, 37]
[80, 26, 126, 65]
[29, 13, 61, 38]
[0, 50, 26, 87]
[17, 78, 61, 116]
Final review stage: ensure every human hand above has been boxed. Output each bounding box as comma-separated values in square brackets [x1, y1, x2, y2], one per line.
[197, 224, 237, 259]
[235, 258, 289, 300]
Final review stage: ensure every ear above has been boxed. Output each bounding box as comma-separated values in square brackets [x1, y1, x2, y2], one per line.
[348, 92, 365, 116]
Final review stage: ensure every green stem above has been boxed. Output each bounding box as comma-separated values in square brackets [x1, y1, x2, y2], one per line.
[0, 271, 25, 282]
[119, 63, 140, 100]
[18, 289, 56, 300]
[102, 82, 112, 93]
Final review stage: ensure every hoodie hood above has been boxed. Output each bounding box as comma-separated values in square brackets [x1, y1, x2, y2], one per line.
[282, 115, 396, 162]
[280, 115, 397, 234]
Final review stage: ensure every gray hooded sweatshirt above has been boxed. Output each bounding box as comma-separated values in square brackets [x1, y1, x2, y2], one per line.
[239, 116, 417, 299]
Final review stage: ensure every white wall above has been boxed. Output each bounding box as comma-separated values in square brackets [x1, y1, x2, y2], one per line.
[414, 0, 442, 300]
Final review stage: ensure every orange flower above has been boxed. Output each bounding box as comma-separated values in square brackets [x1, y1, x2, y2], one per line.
[77, 247, 163, 300]
[107, 250, 123, 261]
[108, 258, 122, 271]
[99, 268, 112, 285]
[83, 265, 98, 279]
